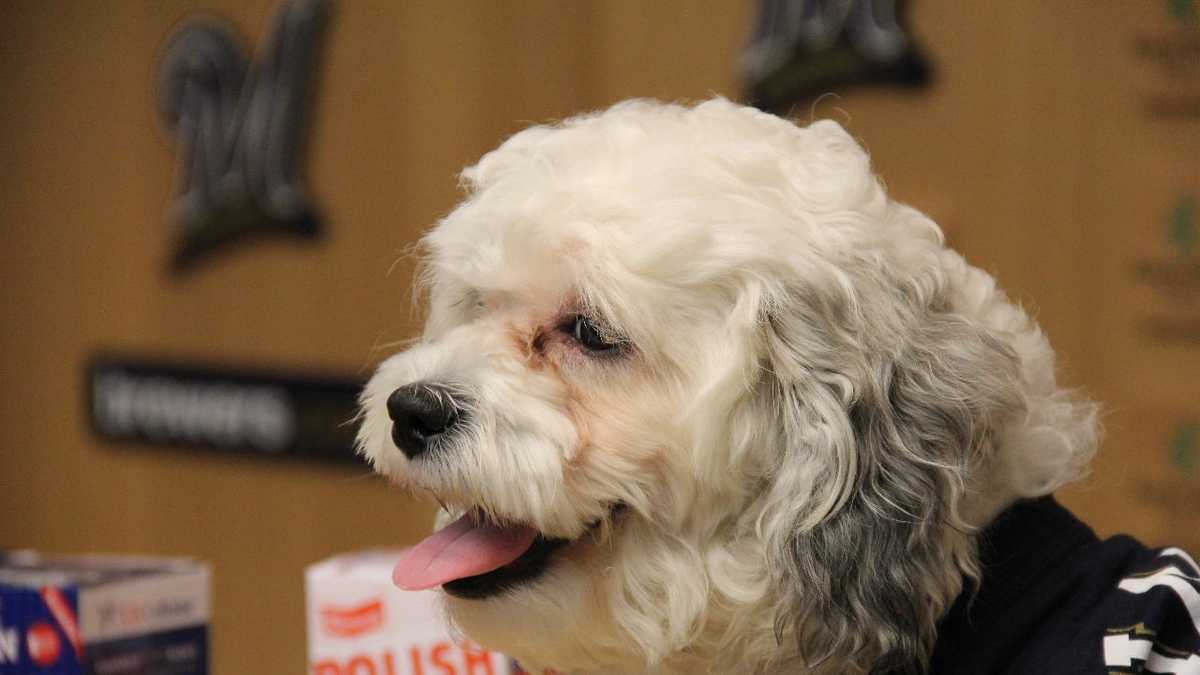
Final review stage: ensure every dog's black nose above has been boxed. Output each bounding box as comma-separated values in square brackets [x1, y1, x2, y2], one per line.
[387, 383, 461, 459]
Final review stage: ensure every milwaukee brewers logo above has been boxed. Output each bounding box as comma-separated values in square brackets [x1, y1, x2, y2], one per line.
[742, 0, 931, 112]
[157, 0, 330, 272]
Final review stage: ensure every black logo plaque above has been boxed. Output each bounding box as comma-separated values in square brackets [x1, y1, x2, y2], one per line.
[158, 0, 331, 272]
[88, 356, 365, 466]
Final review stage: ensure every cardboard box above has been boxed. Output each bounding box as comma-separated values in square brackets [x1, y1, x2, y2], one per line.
[306, 550, 520, 675]
[0, 551, 210, 675]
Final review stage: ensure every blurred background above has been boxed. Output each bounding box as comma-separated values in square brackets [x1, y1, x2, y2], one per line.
[1, 1, 1197, 673]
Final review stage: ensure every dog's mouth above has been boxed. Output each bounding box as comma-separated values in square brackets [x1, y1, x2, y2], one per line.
[392, 506, 620, 600]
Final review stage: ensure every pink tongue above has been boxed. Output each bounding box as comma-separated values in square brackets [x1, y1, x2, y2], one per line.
[392, 513, 539, 590]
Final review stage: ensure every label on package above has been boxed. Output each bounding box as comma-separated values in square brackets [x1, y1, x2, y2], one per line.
[0, 552, 210, 675]
[306, 550, 519, 675]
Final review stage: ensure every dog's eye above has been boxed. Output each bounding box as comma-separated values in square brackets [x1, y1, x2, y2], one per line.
[570, 315, 617, 352]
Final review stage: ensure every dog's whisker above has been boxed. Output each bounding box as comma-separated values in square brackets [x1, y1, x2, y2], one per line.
[422, 487, 451, 513]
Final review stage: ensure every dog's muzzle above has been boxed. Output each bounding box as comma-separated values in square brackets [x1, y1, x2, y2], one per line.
[386, 382, 464, 459]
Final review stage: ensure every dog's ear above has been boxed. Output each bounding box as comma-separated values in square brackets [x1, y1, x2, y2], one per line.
[760, 281, 1024, 673]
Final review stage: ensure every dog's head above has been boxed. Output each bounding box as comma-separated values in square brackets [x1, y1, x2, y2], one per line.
[357, 99, 1099, 674]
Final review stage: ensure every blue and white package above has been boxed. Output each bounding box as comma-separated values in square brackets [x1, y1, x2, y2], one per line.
[0, 551, 210, 675]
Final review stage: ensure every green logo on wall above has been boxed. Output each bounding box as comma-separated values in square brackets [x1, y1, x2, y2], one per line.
[1169, 195, 1197, 256]
[1171, 420, 1199, 475]
[1168, 0, 1199, 25]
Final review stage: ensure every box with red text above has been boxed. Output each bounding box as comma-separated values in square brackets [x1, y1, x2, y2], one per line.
[306, 550, 519, 675]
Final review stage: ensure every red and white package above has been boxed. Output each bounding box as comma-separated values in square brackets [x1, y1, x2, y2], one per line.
[305, 550, 518, 675]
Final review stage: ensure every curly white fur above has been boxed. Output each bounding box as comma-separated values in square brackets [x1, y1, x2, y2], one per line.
[357, 98, 1100, 675]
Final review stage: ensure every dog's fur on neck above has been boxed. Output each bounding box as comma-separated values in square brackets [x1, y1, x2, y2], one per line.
[357, 98, 1100, 674]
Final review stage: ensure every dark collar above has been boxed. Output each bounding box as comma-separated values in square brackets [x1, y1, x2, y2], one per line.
[971, 495, 1099, 603]
[927, 496, 1100, 672]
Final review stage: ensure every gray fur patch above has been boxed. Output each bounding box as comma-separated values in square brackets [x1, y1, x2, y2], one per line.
[767, 296, 1024, 673]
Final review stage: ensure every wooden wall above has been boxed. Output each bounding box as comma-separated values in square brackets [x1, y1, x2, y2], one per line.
[0, 2, 1195, 673]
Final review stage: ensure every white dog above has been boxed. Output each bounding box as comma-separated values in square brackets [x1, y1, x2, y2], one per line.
[356, 99, 1107, 674]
